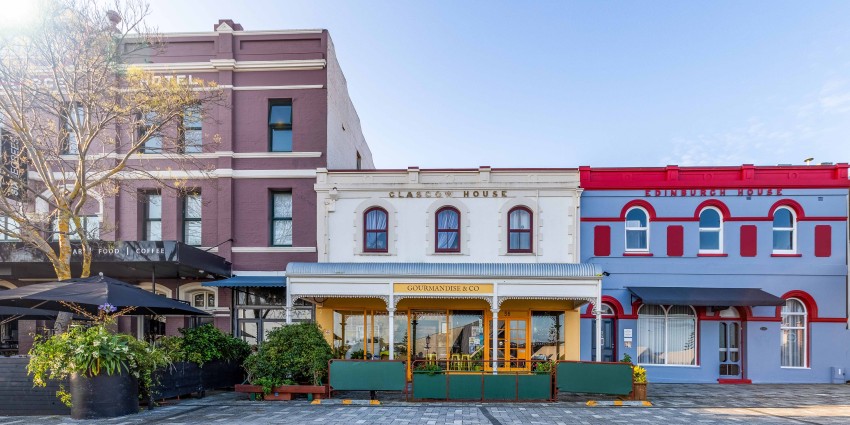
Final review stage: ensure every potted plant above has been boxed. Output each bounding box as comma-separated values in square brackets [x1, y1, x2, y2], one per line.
[620, 354, 648, 401]
[533, 360, 555, 374]
[27, 304, 170, 419]
[239, 323, 332, 400]
[631, 366, 648, 400]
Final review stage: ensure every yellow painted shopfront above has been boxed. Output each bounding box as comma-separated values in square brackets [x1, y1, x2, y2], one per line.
[285, 263, 604, 377]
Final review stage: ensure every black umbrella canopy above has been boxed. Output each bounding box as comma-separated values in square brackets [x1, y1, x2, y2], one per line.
[0, 275, 210, 316]
[0, 306, 86, 321]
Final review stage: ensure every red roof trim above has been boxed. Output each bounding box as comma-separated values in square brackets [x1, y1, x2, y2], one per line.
[579, 164, 849, 189]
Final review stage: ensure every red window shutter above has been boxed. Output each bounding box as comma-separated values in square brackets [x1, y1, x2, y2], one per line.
[667, 225, 683, 257]
[594, 226, 611, 256]
[740, 225, 757, 257]
[815, 225, 832, 257]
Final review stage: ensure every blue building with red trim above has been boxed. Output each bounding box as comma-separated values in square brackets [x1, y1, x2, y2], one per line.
[578, 164, 850, 383]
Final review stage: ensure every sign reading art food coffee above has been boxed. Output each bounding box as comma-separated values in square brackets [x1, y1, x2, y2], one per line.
[394, 283, 494, 294]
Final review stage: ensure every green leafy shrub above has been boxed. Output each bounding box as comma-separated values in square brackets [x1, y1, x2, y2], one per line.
[243, 323, 332, 387]
[27, 324, 170, 406]
[533, 360, 555, 373]
[413, 363, 444, 375]
[158, 324, 251, 365]
[619, 353, 633, 364]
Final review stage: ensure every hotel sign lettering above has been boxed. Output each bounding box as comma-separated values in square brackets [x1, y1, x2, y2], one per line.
[645, 188, 784, 197]
[394, 283, 494, 294]
[389, 190, 509, 199]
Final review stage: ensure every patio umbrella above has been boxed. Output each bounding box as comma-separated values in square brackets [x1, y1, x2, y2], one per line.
[0, 274, 209, 316]
[0, 306, 86, 322]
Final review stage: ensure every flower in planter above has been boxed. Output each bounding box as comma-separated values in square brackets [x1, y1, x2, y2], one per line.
[632, 365, 647, 384]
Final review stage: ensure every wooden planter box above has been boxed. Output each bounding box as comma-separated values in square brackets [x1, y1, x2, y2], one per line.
[235, 384, 327, 401]
[629, 382, 647, 400]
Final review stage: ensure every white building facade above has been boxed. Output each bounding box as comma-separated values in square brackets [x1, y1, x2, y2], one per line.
[285, 167, 604, 375]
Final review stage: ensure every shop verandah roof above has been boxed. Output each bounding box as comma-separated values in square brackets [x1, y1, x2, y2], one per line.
[285, 262, 603, 278]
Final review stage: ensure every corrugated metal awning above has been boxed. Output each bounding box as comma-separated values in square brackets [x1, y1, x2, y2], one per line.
[202, 276, 286, 288]
[627, 286, 784, 306]
[285, 262, 602, 278]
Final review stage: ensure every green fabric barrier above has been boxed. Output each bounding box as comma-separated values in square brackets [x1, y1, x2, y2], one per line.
[412, 373, 447, 399]
[329, 360, 406, 391]
[556, 362, 633, 396]
[517, 374, 552, 400]
[448, 374, 482, 400]
[482, 374, 517, 400]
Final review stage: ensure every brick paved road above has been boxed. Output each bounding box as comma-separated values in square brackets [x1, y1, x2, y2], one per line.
[2, 384, 850, 424]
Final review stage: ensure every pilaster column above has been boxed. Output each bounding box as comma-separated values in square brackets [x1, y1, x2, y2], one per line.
[388, 307, 396, 360]
[491, 307, 499, 374]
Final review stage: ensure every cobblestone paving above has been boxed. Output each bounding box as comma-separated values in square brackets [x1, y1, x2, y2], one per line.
[3, 384, 850, 424]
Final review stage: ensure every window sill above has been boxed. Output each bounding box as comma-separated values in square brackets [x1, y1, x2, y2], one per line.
[359, 252, 394, 256]
[623, 252, 653, 257]
[780, 366, 811, 370]
[637, 364, 700, 368]
[503, 252, 536, 256]
[698, 253, 728, 257]
[771, 253, 802, 257]
[431, 251, 465, 255]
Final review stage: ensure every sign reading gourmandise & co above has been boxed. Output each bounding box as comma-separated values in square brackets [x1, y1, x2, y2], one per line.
[394, 283, 494, 294]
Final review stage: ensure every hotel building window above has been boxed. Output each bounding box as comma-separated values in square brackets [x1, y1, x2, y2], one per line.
[625, 207, 649, 251]
[268, 101, 292, 152]
[781, 298, 806, 367]
[364, 207, 388, 252]
[144, 192, 162, 241]
[698, 207, 723, 253]
[0, 217, 19, 241]
[507, 206, 532, 253]
[53, 216, 99, 241]
[772, 207, 796, 253]
[189, 289, 216, 309]
[271, 192, 292, 246]
[435, 207, 460, 252]
[61, 102, 84, 155]
[180, 105, 202, 153]
[637, 304, 696, 365]
[183, 192, 202, 246]
[139, 112, 162, 153]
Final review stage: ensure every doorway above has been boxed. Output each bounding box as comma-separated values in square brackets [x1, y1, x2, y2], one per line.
[718, 308, 742, 379]
[590, 303, 617, 362]
[485, 310, 530, 371]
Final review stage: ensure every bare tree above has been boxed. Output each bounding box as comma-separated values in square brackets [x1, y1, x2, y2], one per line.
[0, 0, 222, 331]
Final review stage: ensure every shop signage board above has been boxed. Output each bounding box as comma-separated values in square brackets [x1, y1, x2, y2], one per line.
[393, 283, 494, 294]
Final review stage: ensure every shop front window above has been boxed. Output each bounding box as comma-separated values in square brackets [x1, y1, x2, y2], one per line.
[334, 310, 367, 359]
[235, 288, 312, 345]
[449, 311, 484, 369]
[531, 311, 565, 361]
[411, 310, 447, 363]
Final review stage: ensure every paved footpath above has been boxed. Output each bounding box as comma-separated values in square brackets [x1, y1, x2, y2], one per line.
[3, 384, 850, 424]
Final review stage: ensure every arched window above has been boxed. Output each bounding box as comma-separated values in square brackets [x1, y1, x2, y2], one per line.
[781, 298, 806, 367]
[188, 290, 216, 309]
[435, 207, 460, 252]
[507, 206, 533, 253]
[773, 207, 796, 253]
[698, 207, 723, 253]
[364, 207, 389, 252]
[637, 304, 696, 365]
[625, 207, 649, 251]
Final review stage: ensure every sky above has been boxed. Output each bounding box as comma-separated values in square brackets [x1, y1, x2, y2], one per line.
[24, 0, 850, 168]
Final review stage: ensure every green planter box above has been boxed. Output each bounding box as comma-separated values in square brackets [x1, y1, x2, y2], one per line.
[448, 374, 482, 400]
[518, 374, 551, 400]
[412, 373, 446, 400]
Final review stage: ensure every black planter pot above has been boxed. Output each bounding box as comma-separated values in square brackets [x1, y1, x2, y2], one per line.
[70, 372, 139, 419]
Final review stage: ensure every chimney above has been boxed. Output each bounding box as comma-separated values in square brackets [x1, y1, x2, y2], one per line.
[214, 19, 243, 32]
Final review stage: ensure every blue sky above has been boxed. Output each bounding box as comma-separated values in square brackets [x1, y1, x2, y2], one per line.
[146, 0, 850, 169]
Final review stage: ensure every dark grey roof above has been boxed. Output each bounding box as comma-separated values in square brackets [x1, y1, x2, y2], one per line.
[285, 262, 602, 278]
[627, 287, 784, 306]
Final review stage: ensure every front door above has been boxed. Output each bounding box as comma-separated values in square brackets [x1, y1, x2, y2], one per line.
[591, 318, 616, 362]
[485, 311, 530, 371]
[719, 321, 742, 378]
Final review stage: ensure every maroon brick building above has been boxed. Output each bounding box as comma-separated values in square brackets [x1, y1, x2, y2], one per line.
[0, 20, 373, 351]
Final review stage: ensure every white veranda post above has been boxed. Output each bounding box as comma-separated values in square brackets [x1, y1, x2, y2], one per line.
[595, 284, 603, 362]
[285, 291, 293, 325]
[388, 308, 396, 360]
[491, 307, 499, 373]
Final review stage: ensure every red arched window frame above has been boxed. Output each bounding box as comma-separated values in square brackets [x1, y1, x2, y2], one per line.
[363, 207, 389, 253]
[435, 206, 461, 253]
[507, 206, 533, 253]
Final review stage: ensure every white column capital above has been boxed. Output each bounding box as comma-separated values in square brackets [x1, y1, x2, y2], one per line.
[490, 308, 500, 314]
[387, 307, 396, 314]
